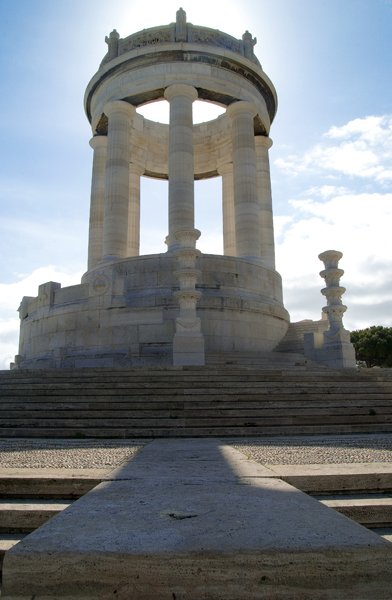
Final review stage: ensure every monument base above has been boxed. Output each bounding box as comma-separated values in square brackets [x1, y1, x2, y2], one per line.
[304, 330, 357, 369]
[15, 254, 289, 369]
[173, 332, 205, 366]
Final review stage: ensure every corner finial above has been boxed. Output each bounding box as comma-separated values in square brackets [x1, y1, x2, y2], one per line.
[105, 29, 120, 61]
[242, 30, 257, 60]
[176, 7, 187, 42]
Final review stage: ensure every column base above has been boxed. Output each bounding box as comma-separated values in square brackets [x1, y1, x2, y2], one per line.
[304, 331, 356, 369]
[173, 331, 205, 366]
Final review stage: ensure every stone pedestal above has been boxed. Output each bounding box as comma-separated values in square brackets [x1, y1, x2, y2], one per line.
[173, 229, 205, 366]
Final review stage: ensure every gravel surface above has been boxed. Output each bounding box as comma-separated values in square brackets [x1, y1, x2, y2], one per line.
[0, 435, 391, 469]
[230, 435, 392, 465]
[0, 439, 146, 469]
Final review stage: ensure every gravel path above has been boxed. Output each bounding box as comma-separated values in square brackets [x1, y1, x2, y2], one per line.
[0, 435, 391, 469]
[0, 439, 146, 469]
[230, 435, 392, 465]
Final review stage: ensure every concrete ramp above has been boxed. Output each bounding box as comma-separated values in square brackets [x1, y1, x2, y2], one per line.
[2, 439, 392, 599]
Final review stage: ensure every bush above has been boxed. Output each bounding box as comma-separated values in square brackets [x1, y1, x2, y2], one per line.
[351, 326, 392, 368]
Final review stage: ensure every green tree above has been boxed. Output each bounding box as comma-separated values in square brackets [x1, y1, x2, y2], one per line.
[351, 326, 392, 368]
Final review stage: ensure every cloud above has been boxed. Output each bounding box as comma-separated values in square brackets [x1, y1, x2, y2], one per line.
[275, 115, 392, 182]
[276, 191, 392, 329]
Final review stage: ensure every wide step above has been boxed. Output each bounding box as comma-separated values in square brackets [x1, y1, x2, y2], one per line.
[1, 366, 392, 437]
[0, 535, 25, 577]
[317, 494, 392, 527]
[0, 469, 114, 499]
[0, 500, 72, 533]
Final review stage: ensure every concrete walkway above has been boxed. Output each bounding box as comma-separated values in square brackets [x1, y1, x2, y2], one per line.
[2, 438, 392, 599]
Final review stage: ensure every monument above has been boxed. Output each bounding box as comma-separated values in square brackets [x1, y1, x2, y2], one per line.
[13, 9, 355, 369]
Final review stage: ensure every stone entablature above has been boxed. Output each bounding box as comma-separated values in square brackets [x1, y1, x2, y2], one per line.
[86, 8, 276, 129]
[102, 8, 260, 68]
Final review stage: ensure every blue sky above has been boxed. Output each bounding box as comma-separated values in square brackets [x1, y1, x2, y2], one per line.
[0, 0, 391, 368]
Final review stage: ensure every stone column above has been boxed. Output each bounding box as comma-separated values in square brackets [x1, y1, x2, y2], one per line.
[255, 136, 275, 270]
[164, 84, 198, 251]
[218, 163, 236, 256]
[127, 163, 144, 257]
[102, 100, 135, 261]
[304, 250, 356, 368]
[227, 101, 260, 261]
[87, 135, 107, 270]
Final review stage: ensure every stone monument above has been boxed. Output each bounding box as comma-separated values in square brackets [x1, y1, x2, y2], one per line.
[13, 9, 355, 369]
[303, 250, 357, 368]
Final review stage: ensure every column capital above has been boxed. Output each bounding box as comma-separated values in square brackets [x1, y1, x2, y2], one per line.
[255, 135, 273, 150]
[104, 100, 136, 119]
[89, 135, 108, 150]
[217, 163, 233, 176]
[226, 100, 257, 119]
[164, 84, 198, 103]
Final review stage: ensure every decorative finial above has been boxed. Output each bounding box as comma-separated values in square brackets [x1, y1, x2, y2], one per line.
[242, 30, 257, 60]
[105, 29, 120, 61]
[176, 7, 187, 42]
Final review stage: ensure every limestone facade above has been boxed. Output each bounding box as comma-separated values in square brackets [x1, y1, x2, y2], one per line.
[15, 9, 291, 368]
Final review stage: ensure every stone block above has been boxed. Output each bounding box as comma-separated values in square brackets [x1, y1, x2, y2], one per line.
[3, 440, 392, 599]
[173, 332, 205, 366]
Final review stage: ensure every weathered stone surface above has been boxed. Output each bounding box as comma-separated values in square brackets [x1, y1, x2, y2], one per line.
[3, 440, 392, 598]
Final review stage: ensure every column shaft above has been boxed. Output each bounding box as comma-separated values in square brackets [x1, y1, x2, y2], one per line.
[218, 164, 236, 256]
[102, 100, 135, 261]
[227, 101, 260, 260]
[127, 164, 144, 257]
[255, 136, 276, 270]
[164, 84, 198, 250]
[87, 135, 107, 270]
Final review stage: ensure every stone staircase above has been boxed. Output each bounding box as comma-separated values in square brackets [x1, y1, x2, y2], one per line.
[273, 464, 392, 542]
[1, 366, 392, 438]
[1, 462, 391, 584]
[0, 469, 106, 581]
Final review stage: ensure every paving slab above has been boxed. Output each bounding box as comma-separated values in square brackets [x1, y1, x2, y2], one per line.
[2, 439, 392, 599]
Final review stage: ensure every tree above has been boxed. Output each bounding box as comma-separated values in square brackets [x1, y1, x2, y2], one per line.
[351, 326, 392, 368]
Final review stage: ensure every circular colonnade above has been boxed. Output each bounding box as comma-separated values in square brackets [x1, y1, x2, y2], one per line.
[16, 9, 289, 368]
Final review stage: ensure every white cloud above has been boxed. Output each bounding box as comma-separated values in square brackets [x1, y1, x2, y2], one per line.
[275, 115, 392, 182]
[276, 191, 392, 329]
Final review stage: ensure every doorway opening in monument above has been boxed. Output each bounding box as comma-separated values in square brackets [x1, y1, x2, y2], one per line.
[139, 176, 223, 256]
[137, 99, 225, 124]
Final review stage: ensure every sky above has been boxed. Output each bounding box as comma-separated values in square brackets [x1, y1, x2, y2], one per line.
[0, 0, 391, 369]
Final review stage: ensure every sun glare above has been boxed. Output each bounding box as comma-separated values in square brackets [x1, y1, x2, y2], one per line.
[137, 100, 225, 124]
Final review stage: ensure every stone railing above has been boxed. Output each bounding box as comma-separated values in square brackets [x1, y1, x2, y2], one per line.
[101, 8, 260, 67]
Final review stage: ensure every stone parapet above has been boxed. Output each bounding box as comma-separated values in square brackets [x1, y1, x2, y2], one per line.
[101, 9, 261, 68]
